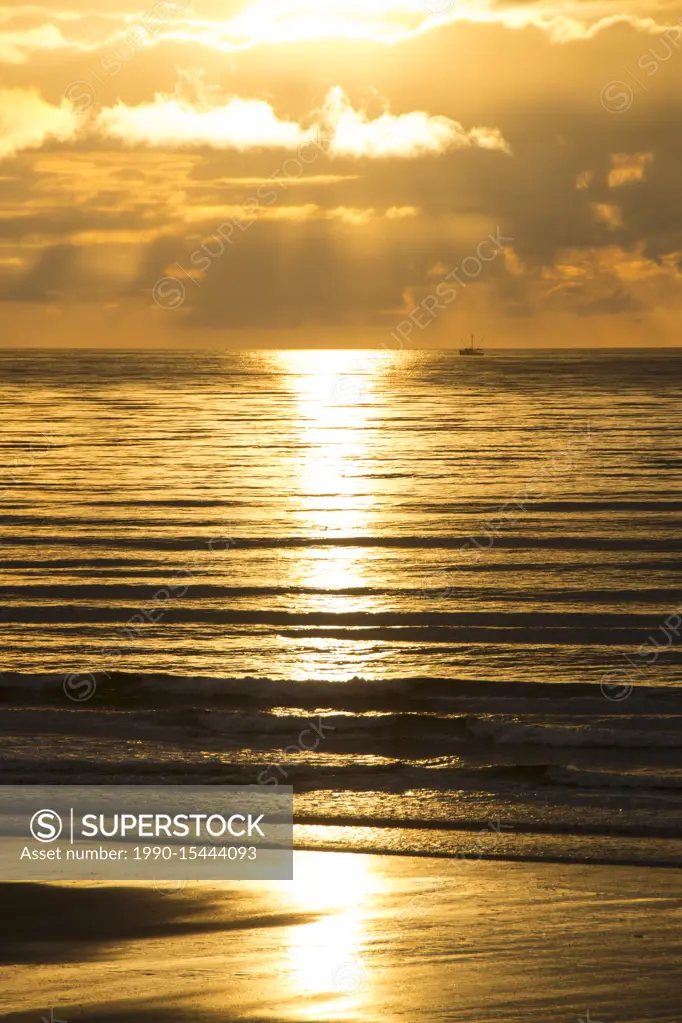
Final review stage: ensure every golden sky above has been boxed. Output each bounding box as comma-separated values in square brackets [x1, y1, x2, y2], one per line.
[1, 0, 682, 346]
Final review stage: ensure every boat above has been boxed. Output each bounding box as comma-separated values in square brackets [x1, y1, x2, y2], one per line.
[459, 334, 484, 356]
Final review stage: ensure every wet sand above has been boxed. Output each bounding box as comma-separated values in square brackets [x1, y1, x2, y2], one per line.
[2, 850, 682, 1022]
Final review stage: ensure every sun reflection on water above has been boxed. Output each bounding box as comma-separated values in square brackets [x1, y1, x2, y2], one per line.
[272, 348, 384, 537]
[268, 351, 390, 678]
[282, 851, 376, 1015]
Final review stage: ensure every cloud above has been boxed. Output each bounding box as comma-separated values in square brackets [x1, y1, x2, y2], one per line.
[4, 6, 682, 345]
[319, 86, 510, 157]
[386, 205, 419, 218]
[496, 241, 682, 325]
[96, 92, 310, 151]
[0, 76, 508, 164]
[94, 82, 510, 158]
[0, 23, 68, 63]
[607, 152, 653, 188]
[183, 219, 412, 328]
[0, 0, 680, 74]
[592, 202, 623, 229]
[5, 242, 82, 301]
[0, 87, 80, 159]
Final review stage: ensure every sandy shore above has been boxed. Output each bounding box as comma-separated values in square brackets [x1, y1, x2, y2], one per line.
[2, 850, 681, 1022]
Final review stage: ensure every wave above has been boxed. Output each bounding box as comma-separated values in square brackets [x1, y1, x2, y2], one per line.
[3, 583, 682, 605]
[546, 765, 682, 789]
[3, 702, 681, 766]
[4, 558, 682, 575]
[3, 748, 682, 802]
[0, 754, 586, 789]
[1, 604, 678, 639]
[3, 534, 682, 551]
[4, 703, 682, 766]
[4, 672, 682, 712]
[466, 717, 682, 748]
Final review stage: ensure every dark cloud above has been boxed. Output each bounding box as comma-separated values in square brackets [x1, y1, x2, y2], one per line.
[5, 244, 83, 301]
[186, 220, 413, 329]
[574, 288, 645, 316]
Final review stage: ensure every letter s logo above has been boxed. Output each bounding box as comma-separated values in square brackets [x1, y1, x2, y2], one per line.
[30, 809, 63, 843]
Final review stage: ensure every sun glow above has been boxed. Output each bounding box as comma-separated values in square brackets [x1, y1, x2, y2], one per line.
[274, 349, 393, 575]
[221, 0, 451, 46]
[268, 350, 390, 678]
[283, 851, 377, 1013]
[274, 349, 383, 540]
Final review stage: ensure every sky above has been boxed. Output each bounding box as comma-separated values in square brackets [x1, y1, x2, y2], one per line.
[1, 0, 682, 347]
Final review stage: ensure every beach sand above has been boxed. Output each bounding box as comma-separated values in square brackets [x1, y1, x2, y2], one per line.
[2, 850, 682, 1022]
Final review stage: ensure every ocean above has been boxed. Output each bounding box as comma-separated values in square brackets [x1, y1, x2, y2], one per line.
[2, 347, 682, 866]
